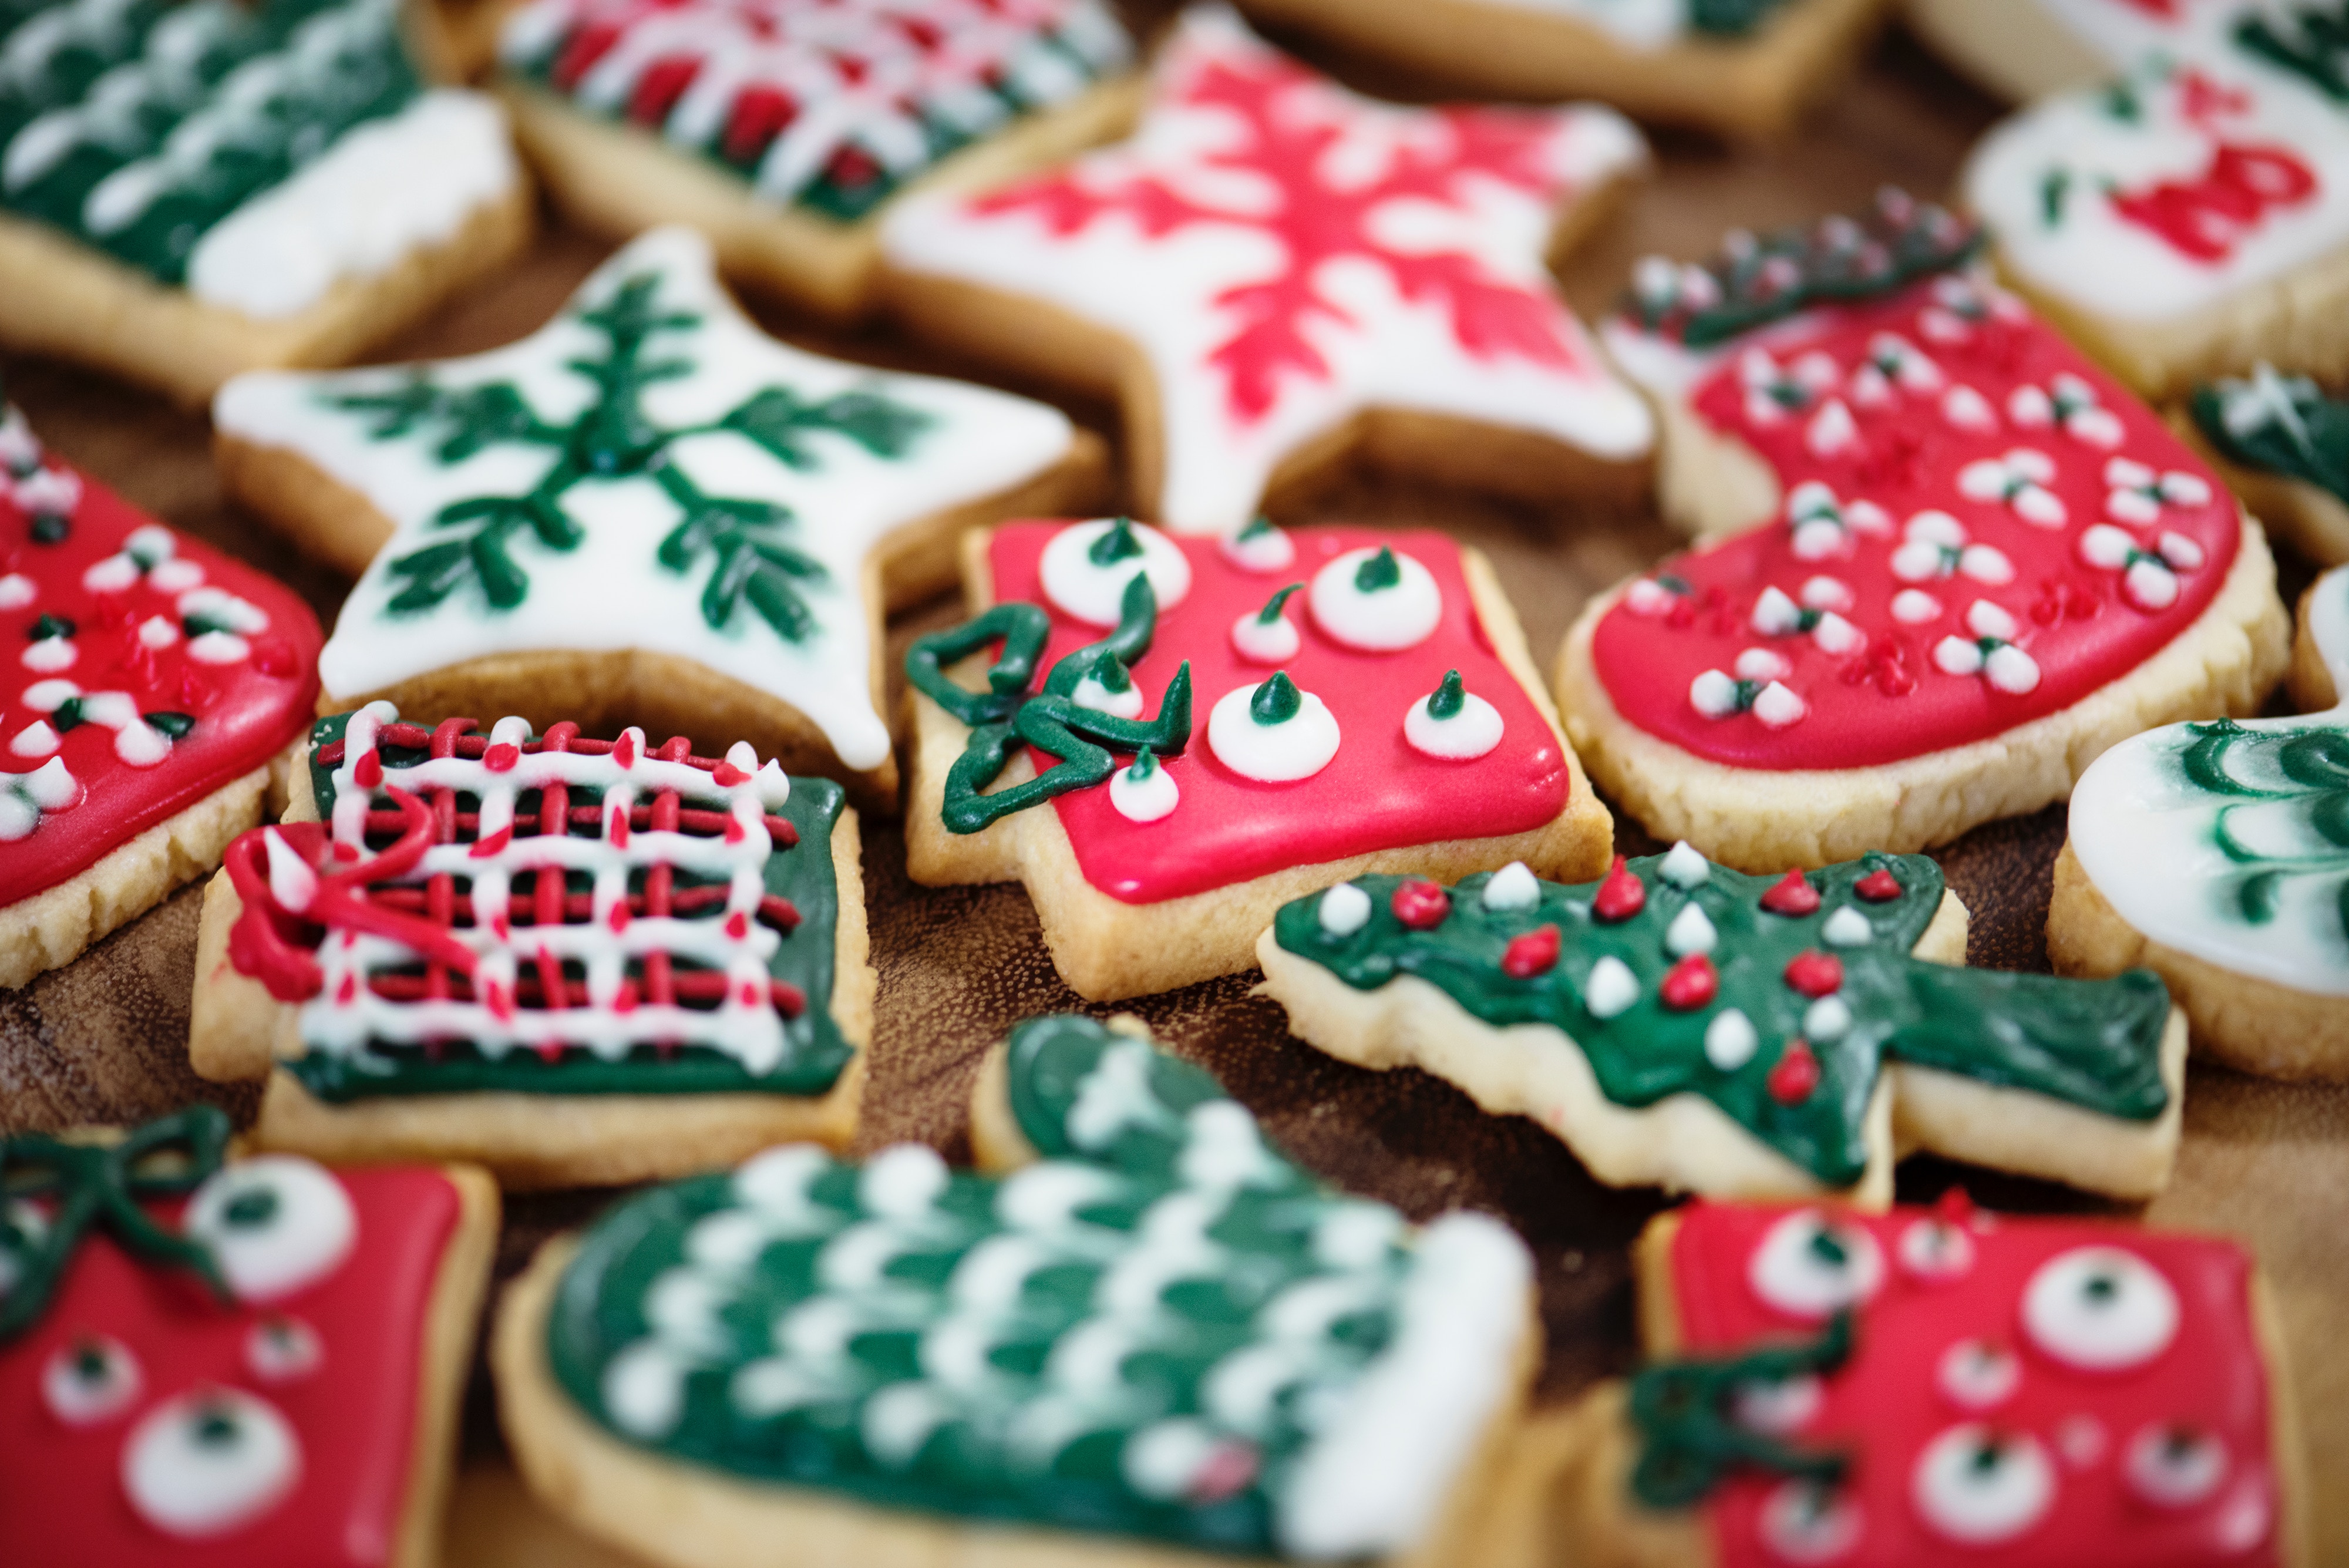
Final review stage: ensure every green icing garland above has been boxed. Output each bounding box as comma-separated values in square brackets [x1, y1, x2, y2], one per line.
[1270, 852, 2171, 1189]
[2235, 2, 2349, 103]
[0, 0, 420, 285]
[2176, 716, 2349, 939]
[329, 267, 931, 635]
[544, 1014, 1453, 1555]
[294, 710, 854, 1102]
[1626, 1311, 1852, 1509]
[2189, 364, 2349, 510]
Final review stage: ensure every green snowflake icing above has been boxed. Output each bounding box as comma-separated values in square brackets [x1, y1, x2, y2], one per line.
[2190, 363, 2349, 508]
[330, 270, 931, 640]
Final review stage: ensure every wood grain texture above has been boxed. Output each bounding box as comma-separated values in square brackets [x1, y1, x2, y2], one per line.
[6, 9, 2348, 1562]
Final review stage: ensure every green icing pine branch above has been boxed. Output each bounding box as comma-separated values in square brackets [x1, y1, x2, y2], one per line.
[2190, 363, 2349, 506]
[329, 271, 931, 638]
[1627, 1311, 1853, 1509]
[2178, 718, 2349, 937]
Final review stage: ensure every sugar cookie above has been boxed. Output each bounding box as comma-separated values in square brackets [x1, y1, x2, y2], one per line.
[2186, 364, 2349, 565]
[1903, 0, 2233, 102]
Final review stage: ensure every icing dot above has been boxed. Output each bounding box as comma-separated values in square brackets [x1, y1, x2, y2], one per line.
[82, 554, 141, 593]
[1897, 1216, 1974, 1281]
[601, 1340, 688, 1439]
[1318, 882, 1371, 937]
[1855, 867, 1903, 903]
[1390, 879, 1451, 931]
[2058, 1415, 2108, 1468]
[1803, 996, 1852, 1042]
[183, 1156, 356, 1303]
[2124, 1425, 2228, 1508]
[1207, 676, 1340, 783]
[123, 1388, 302, 1538]
[1220, 517, 1294, 573]
[1704, 1008, 1758, 1070]
[1480, 861, 1539, 911]
[1759, 1479, 1862, 1564]
[1910, 1425, 2054, 1545]
[1308, 546, 1441, 652]
[1761, 870, 1820, 916]
[138, 615, 179, 650]
[22, 635, 76, 673]
[1229, 584, 1303, 664]
[1892, 589, 1944, 624]
[1748, 1210, 1884, 1320]
[1752, 681, 1806, 728]
[1404, 671, 1502, 761]
[245, 1316, 324, 1383]
[2022, 1247, 2179, 1371]
[1072, 666, 1145, 719]
[1802, 576, 1854, 613]
[1039, 519, 1192, 625]
[1736, 647, 1792, 681]
[1660, 954, 1717, 1011]
[1665, 902, 1718, 958]
[1659, 842, 1710, 889]
[1584, 956, 1639, 1019]
[11, 721, 59, 758]
[42, 1335, 142, 1425]
[1735, 1373, 1823, 1436]
[1822, 907, 1872, 947]
[1783, 951, 1842, 997]
[1767, 1040, 1820, 1105]
[1109, 749, 1179, 823]
[1936, 1339, 2021, 1411]
[1501, 924, 1561, 977]
[0, 573, 32, 608]
[1593, 856, 1645, 921]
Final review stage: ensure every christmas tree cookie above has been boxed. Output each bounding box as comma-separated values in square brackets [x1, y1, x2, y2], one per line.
[1963, 15, 2349, 400]
[1257, 846, 2186, 1206]
[186, 700, 875, 1189]
[493, 1013, 1537, 1568]
[1560, 194, 2290, 871]
[1563, 1197, 2307, 1567]
[0, 0, 531, 405]
[903, 517, 1613, 1001]
[0, 1106, 500, 1566]
[1, 397, 322, 989]
[2051, 566, 2349, 1080]
[492, 0, 1138, 321]
[1235, 0, 1884, 140]
[1904, 0, 2235, 102]
[879, 6, 1655, 538]
[213, 226, 1105, 807]
[2187, 364, 2349, 566]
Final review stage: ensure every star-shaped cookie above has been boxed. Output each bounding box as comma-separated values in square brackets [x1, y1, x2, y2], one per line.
[879, 5, 1655, 536]
[213, 226, 1106, 806]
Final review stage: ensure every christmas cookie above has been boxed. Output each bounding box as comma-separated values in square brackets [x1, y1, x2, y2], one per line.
[2186, 364, 2349, 566]
[2049, 566, 2349, 1081]
[1234, 0, 1886, 141]
[879, 6, 1655, 539]
[904, 517, 1614, 1001]
[185, 700, 874, 1189]
[1963, 26, 2349, 401]
[0, 1106, 500, 1566]
[1562, 196, 2290, 871]
[1257, 847, 2188, 1207]
[213, 225, 1104, 807]
[1903, 0, 2234, 103]
[1, 399, 322, 990]
[493, 0, 1138, 322]
[1563, 1196, 2308, 1567]
[0, 0, 531, 406]
[493, 1012, 1538, 1568]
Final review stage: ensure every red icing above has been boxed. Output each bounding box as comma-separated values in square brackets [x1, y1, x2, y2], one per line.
[1783, 951, 1843, 998]
[1665, 1201, 2281, 1568]
[1, 467, 321, 906]
[989, 524, 1571, 904]
[1595, 854, 1647, 921]
[1591, 280, 2240, 770]
[1661, 954, 1718, 1011]
[1502, 923, 1561, 977]
[0, 1167, 460, 1566]
[1766, 1039, 1820, 1104]
[1761, 869, 1822, 916]
[1391, 879, 1451, 930]
[2112, 142, 2317, 262]
[1855, 869, 1904, 903]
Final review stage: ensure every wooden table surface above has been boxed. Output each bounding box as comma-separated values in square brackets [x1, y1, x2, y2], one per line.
[5, 8, 2347, 1562]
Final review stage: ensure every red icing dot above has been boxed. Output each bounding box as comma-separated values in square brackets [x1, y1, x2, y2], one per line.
[353, 749, 383, 790]
[1660, 954, 1718, 1011]
[1759, 869, 1820, 916]
[713, 761, 751, 787]
[1855, 867, 1903, 902]
[725, 911, 751, 940]
[1593, 856, 1645, 923]
[1501, 924, 1561, 978]
[613, 731, 638, 769]
[469, 826, 513, 860]
[607, 901, 630, 933]
[1783, 950, 1843, 998]
[483, 742, 521, 773]
[1768, 1040, 1821, 1105]
[1391, 879, 1451, 930]
[535, 1041, 566, 1064]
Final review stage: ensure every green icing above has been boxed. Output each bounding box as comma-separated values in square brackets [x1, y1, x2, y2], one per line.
[0, 0, 421, 285]
[1248, 671, 1301, 725]
[543, 1015, 1455, 1555]
[2236, 4, 2349, 102]
[1685, 0, 1796, 36]
[1425, 670, 1465, 721]
[1270, 852, 2172, 1188]
[325, 267, 930, 636]
[2176, 716, 2349, 943]
[2190, 365, 2349, 509]
[1626, 1311, 1851, 1509]
[290, 711, 854, 1102]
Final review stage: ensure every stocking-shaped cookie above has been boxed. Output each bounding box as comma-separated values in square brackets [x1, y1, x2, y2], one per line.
[1258, 846, 2185, 1205]
[495, 1014, 1534, 1568]
[2052, 565, 2349, 1079]
[1566, 1197, 2302, 1567]
[187, 700, 874, 1188]
[904, 517, 1612, 1000]
[2187, 363, 2349, 564]
[1, 399, 321, 988]
[214, 226, 1103, 806]
[0, 1107, 499, 1566]
[880, 6, 1655, 536]
[1560, 194, 2289, 870]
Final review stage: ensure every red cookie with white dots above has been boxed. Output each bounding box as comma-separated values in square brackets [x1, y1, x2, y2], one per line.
[1564, 1196, 2309, 1568]
[1556, 194, 2291, 872]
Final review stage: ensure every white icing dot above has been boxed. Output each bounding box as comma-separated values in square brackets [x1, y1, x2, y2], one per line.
[1230, 609, 1300, 664]
[2125, 1425, 2228, 1509]
[1207, 680, 1340, 783]
[1109, 758, 1179, 823]
[2058, 1415, 2108, 1469]
[1318, 882, 1372, 937]
[1659, 842, 1710, 889]
[1897, 1217, 1974, 1281]
[1481, 862, 1540, 911]
[1039, 519, 1192, 625]
[138, 615, 180, 650]
[42, 1336, 142, 1425]
[1584, 956, 1638, 1020]
[861, 1144, 950, 1219]
[10, 721, 59, 758]
[21, 636, 75, 673]
[1893, 589, 1944, 624]
[1690, 669, 1741, 718]
[122, 1388, 301, 1537]
[1936, 1339, 2020, 1411]
[1811, 613, 1865, 655]
[82, 554, 141, 593]
[1752, 682, 1806, 729]
[0, 573, 33, 608]
[1752, 587, 1803, 635]
[149, 558, 204, 593]
[602, 1340, 689, 1439]
[1801, 577, 1853, 612]
[183, 1156, 357, 1304]
[1759, 1479, 1862, 1564]
[1748, 1210, 1884, 1320]
[1910, 1425, 2055, 1545]
[1966, 600, 2018, 641]
[1986, 644, 2041, 694]
[1124, 1416, 1221, 1499]
[1735, 1373, 1823, 1436]
[114, 719, 171, 768]
[1403, 685, 1503, 761]
[1822, 907, 1872, 947]
[2021, 1247, 2179, 1371]
[187, 631, 253, 665]
[1308, 547, 1441, 652]
[1735, 647, 1792, 681]
[1666, 903, 1718, 958]
[245, 1317, 324, 1383]
[1220, 521, 1295, 573]
[1803, 995, 1852, 1042]
[1705, 1008, 1758, 1071]
[1072, 671, 1146, 719]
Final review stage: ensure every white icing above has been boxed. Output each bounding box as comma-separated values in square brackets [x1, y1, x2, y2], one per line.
[1751, 681, 1806, 728]
[1746, 1209, 1883, 1320]
[1071, 670, 1145, 718]
[1704, 1007, 1756, 1070]
[2021, 1246, 2179, 1371]
[245, 1317, 325, 1383]
[186, 90, 519, 321]
[1480, 861, 1540, 911]
[1734, 1374, 1822, 1436]
[2125, 1424, 2229, 1508]
[1822, 907, 1872, 947]
[1956, 448, 2065, 527]
[1039, 519, 1193, 626]
[17, 681, 171, 765]
[879, 6, 1653, 536]
[1403, 685, 1502, 760]
[1109, 756, 1179, 823]
[0, 755, 84, 840]
[1912, 1426, 2055, 1545]
[10, 720, 58, 757]
[1318, 881, 1371, 936]
[1584, 955, 1638, 1019]
[1758, 1478, 1862, 1564]
[1230, 607, 1300, 663]
[0, 573, 32, 608]
[1665, 901, 1717, 958]
[1309, 547, 1441, 652]
[42, 1335, 142, 1425]
[1206, 679, 1340, 782]
[1658, 840, 1709, 889]
[1936, 1338, 2020, 1411]
[183, 1155, 355, 1303]
[122, 1388, 302, 1537]
[1803, 995, 1852, 1043]
[1896, 1216, 1974, 1281]
[1220, 520, 1295, 572]
[21, 634, 73, 672]
[216, 228, 1075, 773]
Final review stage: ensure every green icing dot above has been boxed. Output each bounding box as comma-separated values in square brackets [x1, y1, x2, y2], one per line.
[1254, 583, 1300, 625]
[1353, 546, 1401, 591]
[1250, 671, 1303, 726]
[1426, 669, 1465, 720]
[1088, 517, 1145, 566]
